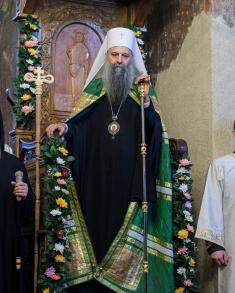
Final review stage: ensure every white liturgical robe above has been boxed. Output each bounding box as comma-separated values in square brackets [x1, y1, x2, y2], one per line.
[196, 154, 235, 293]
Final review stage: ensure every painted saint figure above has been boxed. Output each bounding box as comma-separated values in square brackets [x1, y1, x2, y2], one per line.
[67, 30, 90, 103]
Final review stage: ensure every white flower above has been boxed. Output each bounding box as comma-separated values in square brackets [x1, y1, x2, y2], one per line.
[183, 210, 193, 222]
[179, 183, 188, 193]
[20, 83, 30, 89]
[54, 243, 65, 254]
[55, 186, 61, 191]
[137, 38, 144, 45]
[185, 215, 193, 222]
[184, 238, 192, 243]
[183, 210, 191, 216]
[26, 59, 34, 65]
[190, 268, 195, 273]
[176, 167, 187, 174]
[177, 267, 186, 275]
[140, 25, 147, 32]
[56, 157, 65, 165]
[61, 188, 69, 195]
[30, 87, 36, 94]
[50, 209, 62, 216]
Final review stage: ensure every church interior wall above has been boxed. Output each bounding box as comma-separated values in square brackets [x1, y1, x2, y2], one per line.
[146, 0, 235, 292]
[155, 12, 214, 292]
[145, 0, 215, 291]
[0, 0, 18, 144]
[211, 11, 235, 158]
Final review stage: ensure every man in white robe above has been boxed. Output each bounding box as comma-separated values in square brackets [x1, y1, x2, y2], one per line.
[196, 123, 235, 293]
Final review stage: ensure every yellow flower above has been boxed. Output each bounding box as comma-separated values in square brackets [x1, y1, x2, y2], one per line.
[55, 254, 65, 262]
[175, 287, 184, 293]
[177, 229, 189, 239]
[178, 176, 185, 181]
[188, 257, 196, 267]
[57, 147, 68, 156]
[135, 31, 142, 37]
[42, 288, 50, 293]
[29, 23, 37, 30]
[56, 197, 68, 208]
[21, 94, 32, 101]
[28, 48, 38, 56]
[54, 171, 62, 177]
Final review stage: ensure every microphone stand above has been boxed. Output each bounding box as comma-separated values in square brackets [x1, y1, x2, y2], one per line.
[15, 170, 24, 289]
[137, 76, 150, 293]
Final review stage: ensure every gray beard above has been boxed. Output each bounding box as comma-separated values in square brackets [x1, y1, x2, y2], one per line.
[102, 61, 137, 105]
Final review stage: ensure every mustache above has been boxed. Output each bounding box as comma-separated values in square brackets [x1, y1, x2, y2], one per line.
[102, 61, 137, 105]
[111, 64, 126, 75]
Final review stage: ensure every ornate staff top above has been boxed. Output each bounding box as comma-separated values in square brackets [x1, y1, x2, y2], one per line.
[24, 66, 54, 95]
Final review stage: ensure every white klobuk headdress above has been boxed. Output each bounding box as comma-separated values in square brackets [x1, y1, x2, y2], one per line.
[84, 27, 147, 88]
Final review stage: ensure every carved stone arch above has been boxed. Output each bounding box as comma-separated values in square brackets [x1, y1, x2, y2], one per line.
[41, 19, 104, 127]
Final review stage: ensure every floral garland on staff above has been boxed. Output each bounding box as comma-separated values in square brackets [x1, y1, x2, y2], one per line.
[14, 15, 41, 129]
[171, 155, 198, 293]
[125, 24, 148, 62]
[39, 134, 74, 293]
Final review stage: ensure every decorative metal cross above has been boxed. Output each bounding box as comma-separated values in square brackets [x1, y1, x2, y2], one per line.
[24, 66, 54, 95]
[24, 66, 54, 293]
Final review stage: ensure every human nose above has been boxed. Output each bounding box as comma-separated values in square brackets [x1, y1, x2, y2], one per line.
[117, 54, 123, 64]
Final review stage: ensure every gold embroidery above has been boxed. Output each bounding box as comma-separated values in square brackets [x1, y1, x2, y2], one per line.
[105, 246, 143, 290]
[130, 224, 173, 250]
[196, 228, 224, 247]
[156, 193, 172, 201]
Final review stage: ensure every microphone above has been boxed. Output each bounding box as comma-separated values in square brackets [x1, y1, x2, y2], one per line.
[15, 170, 23, 201]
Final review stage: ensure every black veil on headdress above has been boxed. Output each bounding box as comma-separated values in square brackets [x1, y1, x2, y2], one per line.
[0, 109, 4, 152]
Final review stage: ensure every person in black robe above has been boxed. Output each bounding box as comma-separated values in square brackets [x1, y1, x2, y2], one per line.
[0, 109, 35, 293]
[46, 28, 162, 292]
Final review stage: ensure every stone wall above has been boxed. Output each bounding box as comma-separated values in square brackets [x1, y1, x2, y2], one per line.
[0, 0, 18, 144]
[147, 0, 235, 292]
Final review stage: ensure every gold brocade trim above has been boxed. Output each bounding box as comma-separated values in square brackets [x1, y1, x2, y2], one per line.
[100, 202, 137, 266]
[196, 228, 224, 247]
[98, 203, 144, 291]
[69, 89, 105, 119]
[101, 245, 143, 290]
[65, 185, 97, 285]
[156, 192, 172, 201]
[157, 180, 172, 188]
[130, 225, 173, 250]
[148, 248, 174, 264]
[126, 237, 173, 264]
[65, 273, 93, 288]
[69, 82, 160, 124]
[129, 90, 141, 105]
[97, 278, 127, 293]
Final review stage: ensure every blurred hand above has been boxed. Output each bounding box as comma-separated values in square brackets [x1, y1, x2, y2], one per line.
[11, 181, 28, 199]
[46, 123, 67, 137]
[136, 74, 150, 103]
[210, 250, 229, 266]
